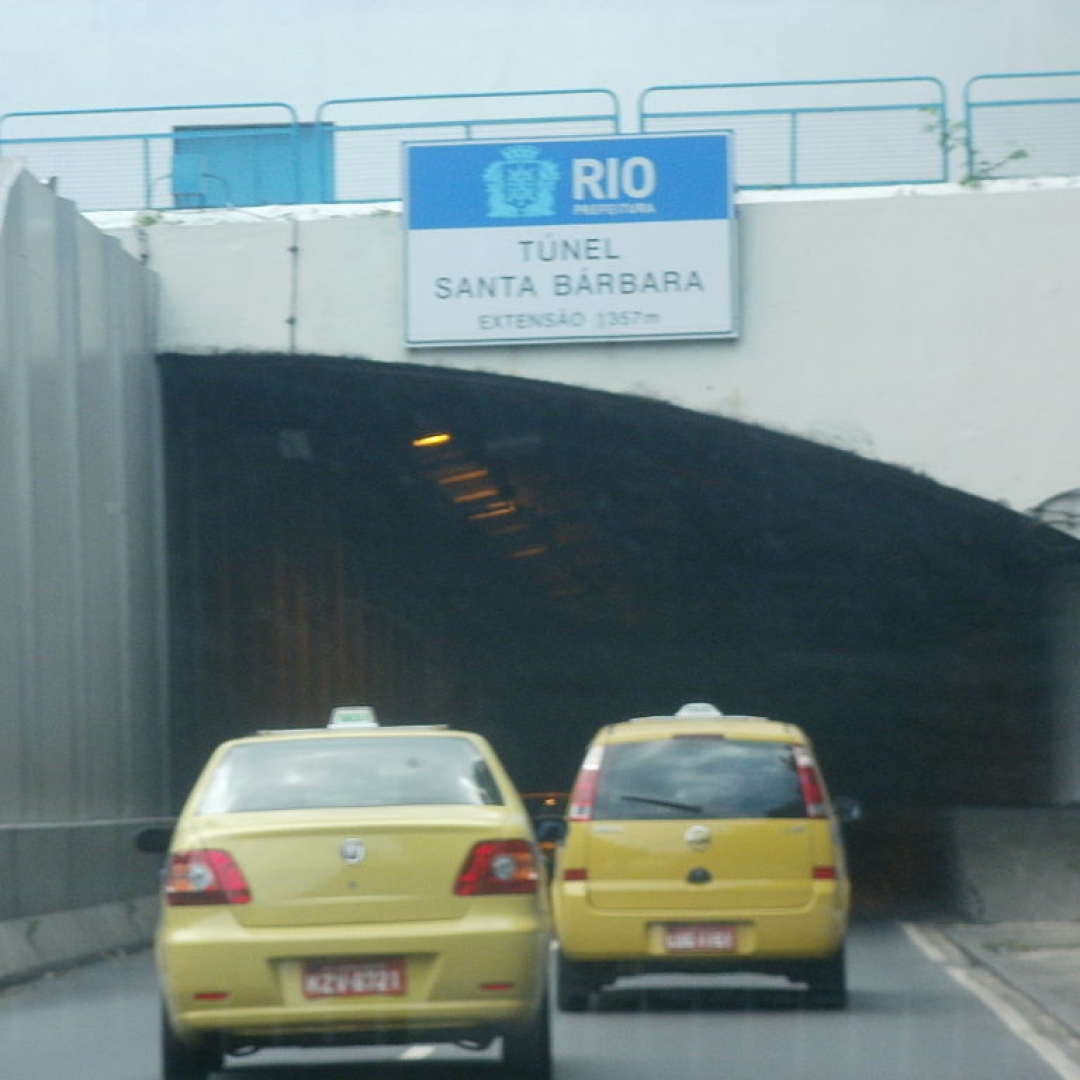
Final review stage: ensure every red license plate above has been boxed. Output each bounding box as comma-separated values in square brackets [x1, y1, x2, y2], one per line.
[302, 958, 407, 998]
[664, 924, 736, 952]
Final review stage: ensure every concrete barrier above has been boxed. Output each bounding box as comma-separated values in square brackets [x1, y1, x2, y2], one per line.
[948, 806, 1080, 921]
[0, 895, 159, 987]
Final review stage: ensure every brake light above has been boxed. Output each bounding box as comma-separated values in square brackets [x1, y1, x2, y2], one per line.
[568, 745, 604, 821]
[813, 866, 837, 880]
[794, 747, 827, 819]
[164, 849, 252, 906]
[454, 840, 539, 895]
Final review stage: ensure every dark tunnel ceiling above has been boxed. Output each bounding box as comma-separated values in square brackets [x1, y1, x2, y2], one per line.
[161, 352, 1078, 654]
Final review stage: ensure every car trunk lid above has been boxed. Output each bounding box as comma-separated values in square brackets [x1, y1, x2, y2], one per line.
[581, 817, 821, 910]
[190, 806, 512, 927]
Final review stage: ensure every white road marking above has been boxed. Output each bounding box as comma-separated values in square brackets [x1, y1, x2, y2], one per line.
[904, 922, 1080, 1080]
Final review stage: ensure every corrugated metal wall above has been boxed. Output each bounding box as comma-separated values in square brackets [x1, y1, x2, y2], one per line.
[0, 161, 167, 919]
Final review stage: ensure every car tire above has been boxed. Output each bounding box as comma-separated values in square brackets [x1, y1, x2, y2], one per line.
[501, 993, 553, 1080]
[804, 948, 848, 1009]
[162, 1006, 223, 1080]
[555, 950, 600, 1013]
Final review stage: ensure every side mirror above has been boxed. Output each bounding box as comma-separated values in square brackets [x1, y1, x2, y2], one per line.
[831, 796, 862, 826]
[135, 825, 174, 853]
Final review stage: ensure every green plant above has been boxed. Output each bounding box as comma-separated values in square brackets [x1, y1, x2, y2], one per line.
[923, 112, 1029, 186]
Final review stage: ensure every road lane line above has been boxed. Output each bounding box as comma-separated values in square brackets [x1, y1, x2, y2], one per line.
[904, 923, 1080, 1080]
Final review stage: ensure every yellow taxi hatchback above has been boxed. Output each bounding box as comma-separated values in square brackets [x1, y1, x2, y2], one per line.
[144, 709, 552, 1080]
[552, 703, 854, 1011]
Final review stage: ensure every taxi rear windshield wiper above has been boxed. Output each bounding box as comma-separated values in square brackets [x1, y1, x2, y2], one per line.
[619, 794, 704, 814]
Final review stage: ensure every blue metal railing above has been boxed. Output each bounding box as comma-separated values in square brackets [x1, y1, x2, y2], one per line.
[639, 77, 949, 188]
[965, 71, 1080, 181]
[0, 74, 1077, 213]
[315, 88, 620, 204]
[0, 102, 302, 212]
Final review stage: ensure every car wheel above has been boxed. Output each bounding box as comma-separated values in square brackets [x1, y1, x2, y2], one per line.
[805, 948, 848, 1009]
[501, 993, 552, 1080]
[162, 1006, 223, 1080]
[555, 949, 601, 1013]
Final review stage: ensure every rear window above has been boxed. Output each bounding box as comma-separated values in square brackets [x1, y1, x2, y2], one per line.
[198, 735, 505, 813]
[592, 736, 806, 820]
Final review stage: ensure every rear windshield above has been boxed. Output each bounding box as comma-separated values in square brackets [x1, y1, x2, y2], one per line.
[198, 735, 505, 813]
[593, 737, 806, 820]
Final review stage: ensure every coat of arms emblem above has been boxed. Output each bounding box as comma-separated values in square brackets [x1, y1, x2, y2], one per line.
[483, 144, 559, 218]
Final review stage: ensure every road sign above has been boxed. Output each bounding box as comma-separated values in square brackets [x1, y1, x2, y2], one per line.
[404, 132, 737, 347]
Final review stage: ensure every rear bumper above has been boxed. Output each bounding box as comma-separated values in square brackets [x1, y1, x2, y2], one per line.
[554, 884, 847, 963]
[158, 909, 549, 1045]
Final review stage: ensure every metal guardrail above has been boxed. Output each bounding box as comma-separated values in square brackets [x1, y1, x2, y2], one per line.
[0, 74, 1077, 212]
[639, 77, 949, 188]
[0, 90, 619, 212]
[965, 71, 1080, 181]
[0, 818, 172, 920]
[0, 102, 302, 212]
[315, 88, 621, 204]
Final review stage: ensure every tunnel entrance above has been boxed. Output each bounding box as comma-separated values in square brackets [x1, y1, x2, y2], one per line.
[160, 353, 1079, 915]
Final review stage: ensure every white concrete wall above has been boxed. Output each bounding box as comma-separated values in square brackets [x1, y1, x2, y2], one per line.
[98, 180, 1080, 514]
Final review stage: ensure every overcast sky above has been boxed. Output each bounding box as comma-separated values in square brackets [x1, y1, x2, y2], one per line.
[1, 0, 1079, 120]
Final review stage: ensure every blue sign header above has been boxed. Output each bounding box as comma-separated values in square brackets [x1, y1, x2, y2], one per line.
[406, 132, 732, 230]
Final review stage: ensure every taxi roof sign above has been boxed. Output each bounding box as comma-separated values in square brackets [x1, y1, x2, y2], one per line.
[675, 702, 725, 718]
[328, 705, 379, 729]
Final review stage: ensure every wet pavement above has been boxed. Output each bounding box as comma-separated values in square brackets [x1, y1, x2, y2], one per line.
[936, 921, 1080, 1039]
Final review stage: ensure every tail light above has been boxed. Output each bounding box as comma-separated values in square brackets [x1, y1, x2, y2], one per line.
[454, 840, 539, 895]
[567, 745, 605, 822]
[794, 746, 828, 819]
[164, 849, 252, 906]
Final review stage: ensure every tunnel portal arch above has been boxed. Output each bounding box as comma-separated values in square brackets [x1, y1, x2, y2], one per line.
[160, 353, 1079, 863]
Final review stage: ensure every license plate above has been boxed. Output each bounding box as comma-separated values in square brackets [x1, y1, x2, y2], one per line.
[664, 924, 736, 952]
[302, 958, 407, 998]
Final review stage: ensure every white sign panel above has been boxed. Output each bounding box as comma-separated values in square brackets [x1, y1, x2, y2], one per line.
[404, 132, 736, 347]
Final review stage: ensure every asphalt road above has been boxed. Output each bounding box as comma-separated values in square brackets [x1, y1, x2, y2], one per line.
[1, 922, 1076, 1080]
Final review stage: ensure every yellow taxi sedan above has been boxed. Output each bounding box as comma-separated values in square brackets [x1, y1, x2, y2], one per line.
[140, 708, 552, 1080]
